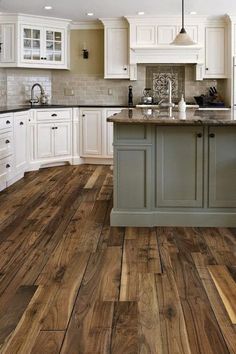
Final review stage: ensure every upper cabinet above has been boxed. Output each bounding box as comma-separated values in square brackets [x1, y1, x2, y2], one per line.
[0, 14, 70, 69]
[205, 27, 227, 78]
[100, 19, 130, 79]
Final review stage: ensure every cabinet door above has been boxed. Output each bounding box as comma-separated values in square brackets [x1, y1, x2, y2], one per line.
[37, 123, 54, 159]
[0, 24, 15, 63]
[54, 122, 71, 157]
[105, 109, 122, 156]
[106, 28, 129, 78]
[156, 126, 203, 207]
[81, 110, 102, 156]
[14, 112, 28, 173]
[115, 146, 152, 210]
[209, 127, 236, 207]
[44, 28, 65, 65]
[205, 27, 226, 78]
[21, 25, 43, 63]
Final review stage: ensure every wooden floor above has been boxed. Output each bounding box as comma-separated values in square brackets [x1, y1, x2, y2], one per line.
[0, 164, 236, 354]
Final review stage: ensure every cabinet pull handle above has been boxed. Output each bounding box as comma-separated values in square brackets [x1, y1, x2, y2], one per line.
[6, 164, 10, 169]
[20, 121, 24, 125]
[6, 120, 10, 124]
[197, 133, 202, 138]
[51, 113, 57, 117]
[209, 133, 215, 138]
[5, 139, 10, 144]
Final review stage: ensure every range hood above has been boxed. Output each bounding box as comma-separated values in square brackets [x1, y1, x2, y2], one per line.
[130, 44, 203, 65]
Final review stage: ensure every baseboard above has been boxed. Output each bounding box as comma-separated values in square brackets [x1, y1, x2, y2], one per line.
[110, 209, 236, 227]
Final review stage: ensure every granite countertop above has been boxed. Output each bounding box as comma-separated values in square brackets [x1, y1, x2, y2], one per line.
[0, 104, 135, 114]
[107, 108, 236, 126]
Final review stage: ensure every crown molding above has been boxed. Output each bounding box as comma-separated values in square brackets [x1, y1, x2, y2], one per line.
[71, 20, 103, 30]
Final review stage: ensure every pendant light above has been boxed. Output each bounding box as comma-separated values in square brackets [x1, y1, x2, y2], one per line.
[171, 0, 196, 45]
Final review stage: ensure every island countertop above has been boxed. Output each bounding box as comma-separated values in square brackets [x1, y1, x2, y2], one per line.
[107, 108, 236, 125]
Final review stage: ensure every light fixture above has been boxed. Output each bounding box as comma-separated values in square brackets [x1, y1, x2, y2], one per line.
[190, 11, 197, 15]
[171, 0, 196, 46]
[44, 5, 52, 10]
[138, 11, 145, 15]
[86, 12, 94, 16]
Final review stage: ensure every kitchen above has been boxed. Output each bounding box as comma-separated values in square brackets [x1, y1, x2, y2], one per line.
[0, 1, 236, 353]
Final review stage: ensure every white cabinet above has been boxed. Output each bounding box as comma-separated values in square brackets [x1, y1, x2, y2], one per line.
[0, 23, 15, 63]
[136, 25, 156, 45]
[14, 111, 28, 175]
[35, 109, 72, 162]
[0, 113, 14, 191]
[205, 27, 226, 78]
[37, 123, 54, 159]
[101, 19, 129, 79]
[80, 109, 102, 156]
[0, 14, 70, 69]
[20, 25, 65, 67]
[54, 122, 71, 156]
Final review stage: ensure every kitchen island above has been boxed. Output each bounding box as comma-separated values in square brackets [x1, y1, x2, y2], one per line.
[108, 108, 236, 227]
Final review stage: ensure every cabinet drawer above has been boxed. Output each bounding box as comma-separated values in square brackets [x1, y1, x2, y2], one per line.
[0, 132, 13, 159]
[0, 114, 13, 131]
[0, 155, 14, 185]
[36, 109, 72, 121]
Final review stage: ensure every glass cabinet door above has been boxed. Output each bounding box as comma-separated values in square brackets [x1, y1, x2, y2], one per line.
[22, 27, 41, 61]
[45, 29, 63, 63]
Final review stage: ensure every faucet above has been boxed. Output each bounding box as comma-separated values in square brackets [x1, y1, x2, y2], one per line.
[29, 83, 45, 106]
[159, 79, 175, 117]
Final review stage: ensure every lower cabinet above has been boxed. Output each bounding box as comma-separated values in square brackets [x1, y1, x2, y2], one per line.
[80, 107, 122, 158]
[14, 111, 28, 175]
[209, 126, 236, 207]
[37, 121, 72, 160]
[80, 109, 102, 156]
[156, 126, 204, 207]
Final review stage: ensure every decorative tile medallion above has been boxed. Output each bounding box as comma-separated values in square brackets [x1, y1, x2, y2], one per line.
[146, 66, 185, 103]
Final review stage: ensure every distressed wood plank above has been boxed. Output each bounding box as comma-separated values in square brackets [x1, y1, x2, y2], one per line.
[208, 265, 236, 324]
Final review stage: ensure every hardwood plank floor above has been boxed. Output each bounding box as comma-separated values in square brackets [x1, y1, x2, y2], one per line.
[0, 164, 235, 354]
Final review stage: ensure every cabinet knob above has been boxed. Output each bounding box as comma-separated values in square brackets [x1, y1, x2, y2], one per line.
[40, 57, 44, 60]
[123, 67, 127, 71]
[55, 126, 58, 129]
[52, 127, 55, 130]
[6, 164, 10, 168]
[5, 139, 10, 144]
[82, 114, 85, 117]
[20, 121, 24, 125]
[209, 133, 215, 138]
[197, 133, 202, 138]
[205, 68, 209, 71]
[6, 120, 10, 124]
[51, 113, 57, 117]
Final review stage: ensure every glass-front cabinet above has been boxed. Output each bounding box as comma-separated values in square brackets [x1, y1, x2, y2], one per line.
[21, 25, 65, 67]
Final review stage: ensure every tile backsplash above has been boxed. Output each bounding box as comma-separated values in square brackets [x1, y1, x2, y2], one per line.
[0, 64, 227, 107]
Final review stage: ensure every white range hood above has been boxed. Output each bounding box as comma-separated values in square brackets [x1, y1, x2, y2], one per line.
[130, 44, 203, 65]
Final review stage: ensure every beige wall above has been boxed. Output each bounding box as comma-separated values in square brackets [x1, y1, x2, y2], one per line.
[70, 29, 104, 75]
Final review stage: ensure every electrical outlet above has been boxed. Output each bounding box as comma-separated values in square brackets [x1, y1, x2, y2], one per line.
[64, 88, 74, 96]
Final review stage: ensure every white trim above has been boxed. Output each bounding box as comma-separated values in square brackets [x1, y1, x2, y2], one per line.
[71, 20, 103, 30]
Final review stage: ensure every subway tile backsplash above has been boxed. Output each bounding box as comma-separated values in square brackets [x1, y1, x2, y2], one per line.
[0, 65, 227, 107]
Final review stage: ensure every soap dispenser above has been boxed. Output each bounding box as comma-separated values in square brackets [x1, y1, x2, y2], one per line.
[178, 94, 186, 112]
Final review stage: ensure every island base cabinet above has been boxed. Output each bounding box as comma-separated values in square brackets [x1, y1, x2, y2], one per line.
[114, 146, 151, 210]
[209, 126, 236, 207]
[156, 126, 204, 207]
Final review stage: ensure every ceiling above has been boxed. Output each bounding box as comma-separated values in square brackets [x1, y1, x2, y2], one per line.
[0, 0, 235, 22]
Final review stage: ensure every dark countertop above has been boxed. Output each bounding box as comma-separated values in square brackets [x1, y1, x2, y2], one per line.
[107, 108, 236, 126]
[0, 104, 135, 114]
